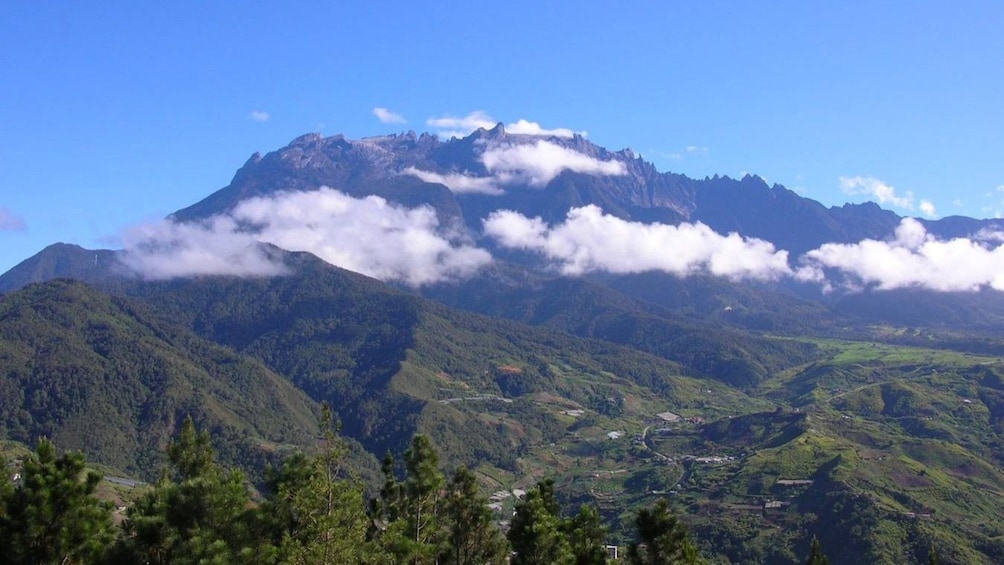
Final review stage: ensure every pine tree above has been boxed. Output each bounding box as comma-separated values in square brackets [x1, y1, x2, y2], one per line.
[628, 498, 702, 565]
[441, 466, 507, 565]
[508, 484, 574, 565]
[563, 504, 608, 565]
[119, 417, 258, 565]
[371, 434, 447, 565]
[805, 535, 829, 565]
[0, 438, 114, 565]
[262, 404, 373, 565]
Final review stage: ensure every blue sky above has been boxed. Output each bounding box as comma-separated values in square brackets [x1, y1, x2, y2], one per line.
[2, 1, 1003, 275]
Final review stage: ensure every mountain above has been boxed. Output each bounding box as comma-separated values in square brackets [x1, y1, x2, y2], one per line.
[5, 127, 1004, 562]
[6, 126, 1004, 320]
[0, 243, 120, 293]
[170, 125, 1003, 251]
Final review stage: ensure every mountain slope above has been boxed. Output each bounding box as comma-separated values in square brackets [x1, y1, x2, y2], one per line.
[107, 252, 766, 469]
[0, 279, 322, 478]
[0, 243, 120, 294]
[421, 264, 823, 388]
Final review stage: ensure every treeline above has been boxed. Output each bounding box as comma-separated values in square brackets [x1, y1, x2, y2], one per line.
[0, 410, 714, 565]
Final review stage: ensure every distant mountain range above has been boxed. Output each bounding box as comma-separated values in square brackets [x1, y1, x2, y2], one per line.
[169, 125, 997, 255]
[5, 123, 1004, 329]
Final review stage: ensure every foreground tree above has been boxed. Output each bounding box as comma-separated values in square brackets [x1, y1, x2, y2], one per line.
[0, 438, 114, 565]
[805, 535, 829, 565]
[370, 434, 448, 564]
[628, 498, 702, 565]
[563, 504, 608, 565]
[260, 405, 372, 565]
[441, 466, 507, 565]
[508, 484, 574, 565]
[118, 418, 259, 564]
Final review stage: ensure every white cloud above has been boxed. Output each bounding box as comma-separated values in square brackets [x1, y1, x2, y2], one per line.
[403, 167, 502, 195]
[120, 188, 491, 286]
[0, 207, 27, 231]
[372, 107, 407, 125]
[796, 218, 1004, 292]
[403, 138, 623, 194]
[426, 111, 585, 139]
[483, 205, 791, 281]
[505, 119, 584, 138]
[481, 140, 627, 187]
[839, 176, 914, 210]
[974, 228, 1004, 244]
[426, 110, 496, 139]
[119, 216, 289, 279]
[249, 110, 270, 122]
[919, 199, 937, 218]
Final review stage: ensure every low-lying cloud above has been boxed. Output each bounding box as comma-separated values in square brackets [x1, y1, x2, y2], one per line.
[796, 218, 1004, 292]
[120, 188, 491, 285]
[119, 216, 290, 279]
[483, 205, 791, 281]
[0, 207, 27, 231]
[426, 111, 584, 139]
[118, 186, 1004, 295]
[483, 207, 1004, 293]
[402, 167, 502, 195]
[481, 140, 626, 187]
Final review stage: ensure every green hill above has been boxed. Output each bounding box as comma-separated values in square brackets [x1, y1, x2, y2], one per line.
[113, 253, 767, 472]
[0, 279, 322, 478]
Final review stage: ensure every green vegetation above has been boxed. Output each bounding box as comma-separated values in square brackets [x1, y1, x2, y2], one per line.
[0, 279, 322, 479]
[3, 263, 1004, 563]
[1, 421, 699, 565]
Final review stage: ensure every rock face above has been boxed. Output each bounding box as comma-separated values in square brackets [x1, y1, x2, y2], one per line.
[168, 127, 1004, 254]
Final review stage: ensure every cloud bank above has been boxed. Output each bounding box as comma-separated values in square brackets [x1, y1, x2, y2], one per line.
[120, 188, 491, 285]
[117, 184, 1004, 294]
[0, 207, 27, 231]
[483, 205, 791, 281]
[373, 107, 407, 124]
[796, 218, 1004, 292]
[481, 141, 626, 187]
[402, 167, 502, 195]
[483, 206, 1004, 293]
[426, 111, 585, 139]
